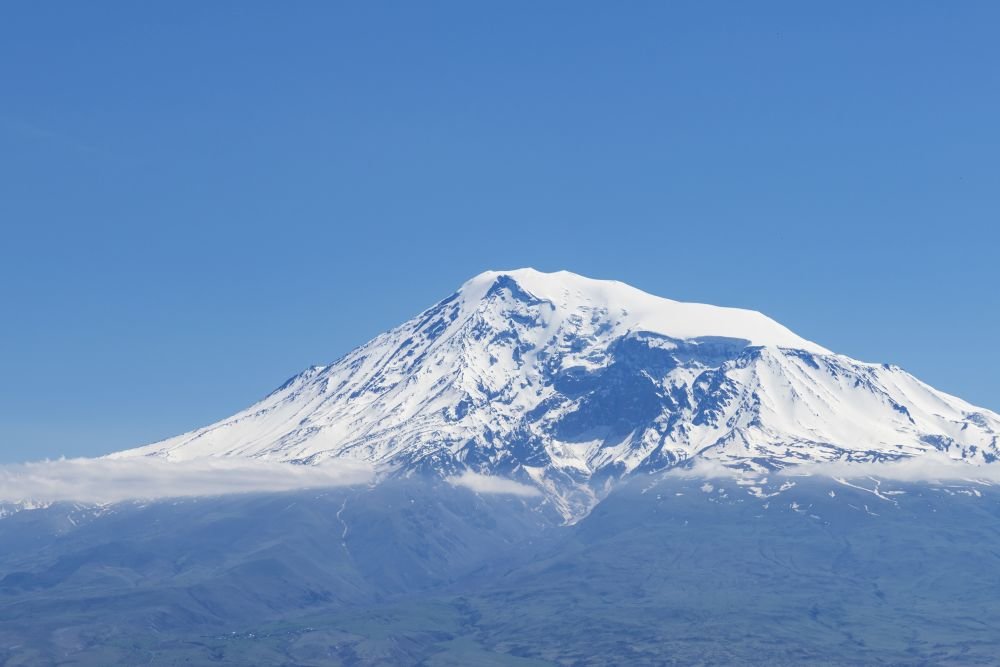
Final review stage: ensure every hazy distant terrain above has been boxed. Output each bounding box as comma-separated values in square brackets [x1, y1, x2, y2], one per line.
[2, 476, 999, 666]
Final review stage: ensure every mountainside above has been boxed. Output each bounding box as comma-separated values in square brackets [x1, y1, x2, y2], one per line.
[6, 477, 1000, 665]
[114, 269, 1000, 518]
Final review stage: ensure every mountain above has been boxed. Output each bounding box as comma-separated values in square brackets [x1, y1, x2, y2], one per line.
[8, 269, 1000, 665]
[113, 269, 1000, 518]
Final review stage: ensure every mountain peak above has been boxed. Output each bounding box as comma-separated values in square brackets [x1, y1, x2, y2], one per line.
[459, 268, 830, 354]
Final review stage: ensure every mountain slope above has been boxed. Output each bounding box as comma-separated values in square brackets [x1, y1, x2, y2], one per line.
[6, 477, 1000, 665]
[113, 269, 1000, 517]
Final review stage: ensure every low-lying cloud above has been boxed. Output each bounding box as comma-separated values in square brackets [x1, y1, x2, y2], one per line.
[0, 457, 374, 505]
[667, 453, 1000, 483]
[448, 471, 542, 497]
[788, 455, 1000, 483]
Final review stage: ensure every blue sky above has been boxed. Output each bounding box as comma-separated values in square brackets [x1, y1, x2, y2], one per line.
[1, 2, 997, 462]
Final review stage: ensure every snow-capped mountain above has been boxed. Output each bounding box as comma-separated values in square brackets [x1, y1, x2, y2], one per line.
[113, 269, 1000, 517]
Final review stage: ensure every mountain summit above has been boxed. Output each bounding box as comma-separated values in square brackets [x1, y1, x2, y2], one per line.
[114, 269, 1000, 517]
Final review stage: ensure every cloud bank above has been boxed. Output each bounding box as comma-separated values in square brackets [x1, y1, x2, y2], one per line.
[667, 454, 1000, 483]
[787, 455, 1000, 483]
[448, 471, 542, 497]
[0, 457, 374, 504]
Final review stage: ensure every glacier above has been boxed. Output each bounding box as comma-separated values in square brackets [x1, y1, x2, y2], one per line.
[112, 268, 1000, 518]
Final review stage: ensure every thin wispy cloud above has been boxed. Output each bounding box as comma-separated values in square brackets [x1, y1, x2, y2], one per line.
[448, 471, 541, 497]
[0, 457, 374, 505]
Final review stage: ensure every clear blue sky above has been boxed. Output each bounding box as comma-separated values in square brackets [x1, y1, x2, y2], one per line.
[1, 2, 997, 463]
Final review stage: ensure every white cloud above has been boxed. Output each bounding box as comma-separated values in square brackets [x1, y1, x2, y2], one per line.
[0, 457, 374, 504]
[447, 471, 541, 497]
[665, 459, 745, 479]
[665, 454, 1000, 483]
[786, 454, 1000, 483]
